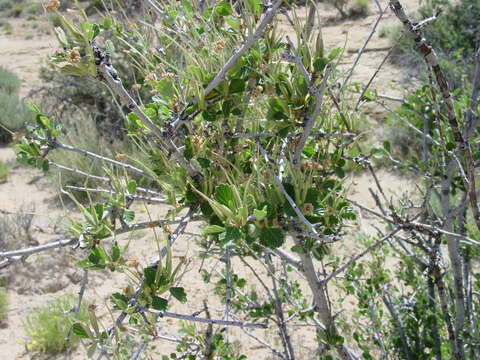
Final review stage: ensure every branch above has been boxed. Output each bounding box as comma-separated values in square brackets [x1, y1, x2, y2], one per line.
[324, 228, 400, 283]
[92, 45, 199, 178]
[142, 307, 267, 329]
[342, 4, 389, 89]
[64, 185, 167, 204]
[54, 140, 154, 180]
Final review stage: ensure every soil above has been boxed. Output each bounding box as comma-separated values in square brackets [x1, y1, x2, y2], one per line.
[0, 1, 420, 359]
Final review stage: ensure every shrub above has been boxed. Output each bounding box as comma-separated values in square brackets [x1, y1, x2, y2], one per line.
[0, 92, 34, 143]
[388, 0, 480, 86]
[23, 294, 89, 354]
[0, 287, 7, 324]
[0, 160, 8, 183]
[0, 66, 21, 95]
[347, 0, 369, 18]
[327, 0, 349, 17]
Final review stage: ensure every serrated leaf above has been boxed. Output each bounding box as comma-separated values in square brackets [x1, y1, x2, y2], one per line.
[169, 287, 187, 303]
[223, 226, 241, 244]
[122, 210, 135, 223]
[72, 323, 90, 339]
[152, 296, 168, 311]
[214, 184, 235, 209]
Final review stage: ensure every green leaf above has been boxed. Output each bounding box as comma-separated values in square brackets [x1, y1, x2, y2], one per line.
[313, 57, 328, 72]
[229, 78, 246, 94]
[223, 226, 241, 243]
[127, 180, 137, 194]
[152, 296, 168, 311]
[214, 184, 235, 209]
[259, 227, 285, 248]
[184, 137, 194, 160]
[72, 323, 90, 339]
[254, 206, 267, 221]
[103, 17, 112, 29]
[122, 210, 135, 223]
[111, 243, 120, 262]
[203, 225, 225, 235]
[144, 267, 157, 287]
[371, 148, 386, 159]
[383, 140, 391, 152]
[169, 287, 187, 303]
[216, 1, 232, 16]
[197, 157, 211, 169]
[181, 0, 193, 14]
[328, 47, 342, 60]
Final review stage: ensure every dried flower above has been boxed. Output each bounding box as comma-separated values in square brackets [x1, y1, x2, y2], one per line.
[115, 153, 126, 161]
[302, 203, 314, 214]
[145, 73, 156, 82]
[213, 40, 226, 51]
[160, 72, 175, 79]
[163, 225, 172, 235]
[44, 0, 60, 11]
[131, 83, 142, 91]
[69, 47, 81, 63]
[126, 258, 140, 268]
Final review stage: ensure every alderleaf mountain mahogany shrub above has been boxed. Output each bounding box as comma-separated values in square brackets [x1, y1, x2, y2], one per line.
[4, 0, 480, 359]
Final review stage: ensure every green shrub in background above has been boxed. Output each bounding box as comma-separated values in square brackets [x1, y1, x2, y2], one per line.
[23, 294, 89, 354]
[389, 0, 479, 87]
[0, 287, 8, 325]
[0, 67, 34, 143]
[348, 0, 369, 18]
[386, 85, 473, 160]
[0, 160, 8, 183]
[0, 66, 21, 95]
[0, 92, 34, 143]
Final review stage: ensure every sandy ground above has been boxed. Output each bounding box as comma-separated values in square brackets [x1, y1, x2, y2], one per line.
[0, 1, 421, 359]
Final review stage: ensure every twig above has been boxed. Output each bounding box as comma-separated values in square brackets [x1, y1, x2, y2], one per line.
[341, 4, 388, 89]
[64, 185, 167, 204]
[54, 141, 154, 180]
[324, 228, 400, 283]
[141, 307, 267, 328]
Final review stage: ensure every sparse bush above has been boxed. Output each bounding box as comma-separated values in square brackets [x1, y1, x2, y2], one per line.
[0, 67, 34, 142]
[0, 287, 7, 325]
[0, 92, 34, 143]
[0, 207, 35, 251]
[347, 0, 369, 17]
[23, 294, 89, 354]
[0, 160, 8, 183]
[0, 66, 21, 95]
